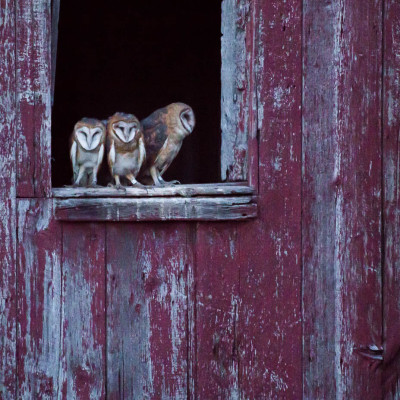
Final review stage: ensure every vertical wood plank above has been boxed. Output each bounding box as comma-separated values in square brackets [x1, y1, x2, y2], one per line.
[195, 223, 240, 399]
[106, 224, 152, 399]
[383, 0, 400, 397]
[17, 199, 62, 398]
[51, 0, 60, 105]
[0, 0, 17, 397]
[107, 224, 190, 399]
[221, 0, 257, 183]
[60, 223, 106, 399]
[238, 0, 303, 397]
[16, 0, 52, 197]
[303, 0, 383, 398]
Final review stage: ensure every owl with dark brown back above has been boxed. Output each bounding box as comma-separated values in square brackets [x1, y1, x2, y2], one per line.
[139, 103, 195, 186]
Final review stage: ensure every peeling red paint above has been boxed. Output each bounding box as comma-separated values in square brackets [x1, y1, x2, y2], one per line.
[2, 0, 399, 398]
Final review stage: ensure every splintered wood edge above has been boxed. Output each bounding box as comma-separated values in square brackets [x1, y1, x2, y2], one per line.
[54, 196, 258, 222]
[52, 183, 254, 198]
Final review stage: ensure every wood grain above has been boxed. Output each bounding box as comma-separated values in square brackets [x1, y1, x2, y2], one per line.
[60, 223, 106, 399]
[17, 199, 62, 398]
[54, 197, 257, 222]
[238, 0, 303, 397]
[195, 223, 240, 398]
[221, 0, 257, 182]
[0, 0, 17, 396]
[106, 224, 152, 399]
[383, 1, 400, 397]
[16, 0, 52, 197]
[52, 183, 254, 198]
[107, 224, 191, 398]
[303, 0, 383, 398]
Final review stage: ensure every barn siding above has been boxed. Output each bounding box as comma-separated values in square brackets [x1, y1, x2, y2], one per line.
[16, 0, 52, 198]
[17, 199, 61, 398]
[239, 0, 303, 398]
[1, 0, 399, 398]
[303, 0, 383, 398]
[0, 0, 17, 397]
[383, 1, 400, 397]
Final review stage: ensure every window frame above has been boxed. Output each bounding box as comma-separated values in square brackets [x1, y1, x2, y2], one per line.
[15, 0, 259, 221]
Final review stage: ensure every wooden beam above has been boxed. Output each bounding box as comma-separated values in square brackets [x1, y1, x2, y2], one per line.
[52, 183, 254, 198]
[54, 196, 257, 222]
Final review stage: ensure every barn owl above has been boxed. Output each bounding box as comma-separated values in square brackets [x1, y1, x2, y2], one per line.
[106, 112, 146, 189]
[139, 103, 195, 186]
[70, 118, 106, 187]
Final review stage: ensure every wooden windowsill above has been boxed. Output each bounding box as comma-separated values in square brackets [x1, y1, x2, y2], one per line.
[52, 183, 257, 222]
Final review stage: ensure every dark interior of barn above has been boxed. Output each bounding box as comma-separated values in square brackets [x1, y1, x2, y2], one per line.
[52, 0, 221, 187]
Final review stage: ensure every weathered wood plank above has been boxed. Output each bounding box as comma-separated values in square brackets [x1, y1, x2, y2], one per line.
[16, 0, 52, 197]
[52, 183, 254, 198]
[107, 224, 190, 399]
[51, 0, 60, 105]
[17, 199, 62, 398]
[238, 0, 303, 397]
[106, 224, 152, 399]
[221, 0, 257, 182]
[60, 223, 106, 399]
[0, 0, 17, 396]
[303, 0, 383, 398]
[383, 1, 400, 397]
[145, 224, 190, 398]
[195, 223, 240, 398]
[54, 197, 257, 222]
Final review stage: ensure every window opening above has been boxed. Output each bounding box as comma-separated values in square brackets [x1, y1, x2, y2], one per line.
[52, 0, 222, 187]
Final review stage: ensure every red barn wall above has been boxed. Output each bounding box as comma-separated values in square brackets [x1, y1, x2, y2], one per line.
[1, 0, 400, 398]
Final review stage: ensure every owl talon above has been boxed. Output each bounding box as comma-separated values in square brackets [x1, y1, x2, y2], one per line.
[116, 184, 126, 192]
[131, 182, 146, 188]
[158, 180, 180, 187]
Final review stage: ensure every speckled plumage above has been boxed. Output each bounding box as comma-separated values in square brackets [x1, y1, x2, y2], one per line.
[139, 103, 195, 186]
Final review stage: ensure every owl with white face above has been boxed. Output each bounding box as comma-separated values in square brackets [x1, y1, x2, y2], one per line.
[70, 118, 106, 187]
[106, 112, 146, 189]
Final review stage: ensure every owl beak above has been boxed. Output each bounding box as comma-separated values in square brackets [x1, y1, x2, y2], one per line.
[87, 134, 93, 148]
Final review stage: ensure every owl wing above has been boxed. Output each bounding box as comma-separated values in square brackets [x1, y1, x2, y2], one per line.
[141, 113, 169, 166]
[138, 137, 146, 170]
[70, 141, 79, 182]
[108, 140, 116, 174]
[97, 144, 105, 168]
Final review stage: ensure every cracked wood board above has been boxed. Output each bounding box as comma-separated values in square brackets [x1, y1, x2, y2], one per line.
[302, 0, 383, 397]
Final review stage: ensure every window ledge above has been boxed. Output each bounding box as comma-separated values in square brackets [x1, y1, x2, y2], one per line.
[53, 183, 257, 222]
